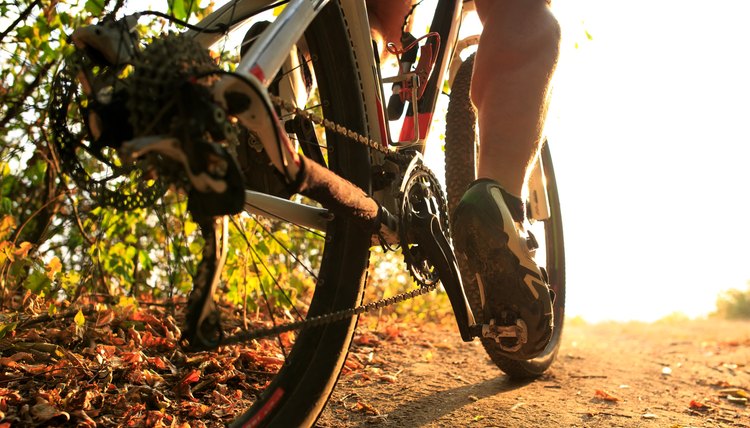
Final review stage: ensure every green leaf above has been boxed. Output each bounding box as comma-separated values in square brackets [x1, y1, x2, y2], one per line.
[184, 220, 197, 236]
[24, 270, 50, 294]
[15, 25, 33, 40]
[74, 309, 85, 327]
[0, 198, 12, 215]
[0, 322, 18, 340]
[118, 295, 138, 309]
[84, 0, 104, 16]
[170, 0, 188, 21]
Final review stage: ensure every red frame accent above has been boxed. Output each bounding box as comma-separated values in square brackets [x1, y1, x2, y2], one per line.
[398, 112, 434, 142]
[243, 387, 285, 428]
[375, 97, 389, 147]
[250, 64, 266, 82]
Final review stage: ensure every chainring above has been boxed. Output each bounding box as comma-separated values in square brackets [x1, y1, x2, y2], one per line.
[399, 161, 451, 287]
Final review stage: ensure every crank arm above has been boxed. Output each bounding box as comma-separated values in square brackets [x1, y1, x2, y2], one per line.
[410, 208, 478, 341]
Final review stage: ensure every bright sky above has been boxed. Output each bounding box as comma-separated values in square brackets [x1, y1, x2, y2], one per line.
[542, 0, 750, 321]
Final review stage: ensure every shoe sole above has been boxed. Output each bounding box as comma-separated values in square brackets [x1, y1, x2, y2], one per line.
[452, 182, 553, 359]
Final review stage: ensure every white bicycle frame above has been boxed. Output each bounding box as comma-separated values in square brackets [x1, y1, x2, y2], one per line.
[184, 0, 551, 233]
[186, 0, 386, 232]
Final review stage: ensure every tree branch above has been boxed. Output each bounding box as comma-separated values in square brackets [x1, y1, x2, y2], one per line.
[0, 60, 54, 130]
[0, 0, 42, 45]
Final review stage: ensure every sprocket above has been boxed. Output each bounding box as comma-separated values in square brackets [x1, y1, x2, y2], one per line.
[49, 33, 233, 211]
[399, 160, 451, 287]
[126, 34, 220, 137]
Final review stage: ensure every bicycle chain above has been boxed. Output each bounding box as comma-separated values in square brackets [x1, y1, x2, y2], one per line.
[217, 93, 439, 345]
[270, 94, 391, 156]
[221, 281, 437, 346]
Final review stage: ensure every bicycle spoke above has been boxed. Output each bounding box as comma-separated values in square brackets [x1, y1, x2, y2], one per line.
[280, 103, 322, 120]
[231, 216, 310, 322]
[248, 213, 322, 275]
[248, 252, 289, 357]
[288, 134, 329, 152]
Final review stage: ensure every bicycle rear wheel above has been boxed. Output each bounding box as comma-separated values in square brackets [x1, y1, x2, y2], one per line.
[51, 1, 371, 424]
[445, 54, 566, 378]
[226, 3, 373, 427]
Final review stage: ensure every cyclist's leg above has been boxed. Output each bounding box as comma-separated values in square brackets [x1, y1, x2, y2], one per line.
[366, 0, 413, 58]
[446, 54, 567, 378]
[472, 0, 560, 199]
[452, 0, 561, 360]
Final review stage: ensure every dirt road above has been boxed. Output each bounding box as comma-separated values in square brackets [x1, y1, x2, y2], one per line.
[318, 318, 750, 427]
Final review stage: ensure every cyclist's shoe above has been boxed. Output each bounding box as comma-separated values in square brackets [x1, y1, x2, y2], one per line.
[452, 179, 554, 360]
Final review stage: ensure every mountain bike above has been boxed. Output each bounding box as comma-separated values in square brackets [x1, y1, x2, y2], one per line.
[50, 0, 566, 426]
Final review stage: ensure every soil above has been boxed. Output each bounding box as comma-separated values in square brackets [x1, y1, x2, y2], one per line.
[318, 318, 750, 428]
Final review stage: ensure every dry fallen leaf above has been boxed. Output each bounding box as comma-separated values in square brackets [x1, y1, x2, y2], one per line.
[379, 374, 398, 383]
[30, 396, 69, 424]
[354, 332, 379, 346]
[727, 395, 748, 405]
[594, 389, 620, 402]
[366, 414, 389, 424]
[344, 356, 364, 371]
[181, 401, 213, 418]
[354, 400, 380, 415]
[719, 388, 750, 399]
[689, 399, 711, 411]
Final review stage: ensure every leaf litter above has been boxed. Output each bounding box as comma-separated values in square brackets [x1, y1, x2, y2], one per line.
[0, 297, 301, 427]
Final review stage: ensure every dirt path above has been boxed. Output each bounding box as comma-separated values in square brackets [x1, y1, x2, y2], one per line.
[318, 318, 750, 427]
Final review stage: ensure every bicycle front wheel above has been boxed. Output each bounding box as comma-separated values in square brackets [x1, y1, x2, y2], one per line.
[445, 53, 566, 379]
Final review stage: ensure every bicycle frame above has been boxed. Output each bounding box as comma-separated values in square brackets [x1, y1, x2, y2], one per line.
[179, 0, 554, 341]
[185, 0, 465, 232]
[53, 2, 563, 422]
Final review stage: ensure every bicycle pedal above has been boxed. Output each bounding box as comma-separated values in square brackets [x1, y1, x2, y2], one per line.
[481, 319, 528, 353]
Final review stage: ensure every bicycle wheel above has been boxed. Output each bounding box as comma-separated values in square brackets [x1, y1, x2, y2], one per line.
[228, 3, 372, 427]
[51, 1, 370, 424]
[445, 54, 566, 378]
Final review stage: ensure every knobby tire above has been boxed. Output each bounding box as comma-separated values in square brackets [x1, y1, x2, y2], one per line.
[444, 53, 567, 379]
[231, 2, 372, 426]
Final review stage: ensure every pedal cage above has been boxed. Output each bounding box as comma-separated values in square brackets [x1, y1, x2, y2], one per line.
[481, 319, 528, 353]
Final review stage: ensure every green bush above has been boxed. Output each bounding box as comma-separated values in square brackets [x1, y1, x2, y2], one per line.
[714, 283, 750, 319]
